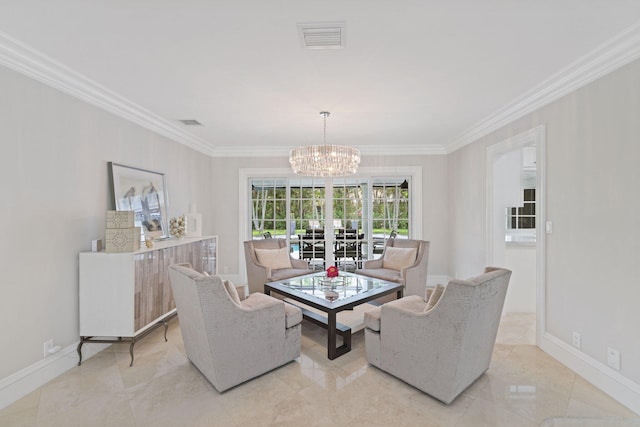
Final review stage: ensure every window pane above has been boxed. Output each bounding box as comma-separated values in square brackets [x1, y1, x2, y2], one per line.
[524, 188, 535, 202]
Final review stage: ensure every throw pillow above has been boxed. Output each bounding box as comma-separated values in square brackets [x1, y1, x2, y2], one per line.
[425, 287, 433, 302]
[425, 284, 445, 312]
[254, 247, 293, 270]
[382, 246, 417, 271]
[223, 279, 242, 306]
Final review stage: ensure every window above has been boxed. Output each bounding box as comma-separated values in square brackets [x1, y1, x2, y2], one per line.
[248, 175, 412, 270]
[250, 179, 288, 238]
[290, 179, 326, 269]
[506, 188, 536, 243]
[332, 178, 365, 232]
[289, 178, 326, 233]
[332, 178, 367, 270]
[371, 178, 409, 238]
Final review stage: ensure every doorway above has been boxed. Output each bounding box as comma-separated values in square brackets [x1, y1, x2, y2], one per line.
[486, 125, 546, 346]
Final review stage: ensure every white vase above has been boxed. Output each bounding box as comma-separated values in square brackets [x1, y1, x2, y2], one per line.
[185, 202, 203, 237]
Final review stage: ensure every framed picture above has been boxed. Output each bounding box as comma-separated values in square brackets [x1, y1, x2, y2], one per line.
[108, 162, 169, 239]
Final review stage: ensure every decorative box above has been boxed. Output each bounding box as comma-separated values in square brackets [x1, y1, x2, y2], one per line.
[106, 210, 135, 229]
[105, 227, 141, 253]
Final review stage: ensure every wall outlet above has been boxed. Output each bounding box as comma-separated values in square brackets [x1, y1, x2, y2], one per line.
[572, 332, 581, 349]
[43, 339, 54, 358]
[223, 266, 229, 274]
[607, 347, 621, 370]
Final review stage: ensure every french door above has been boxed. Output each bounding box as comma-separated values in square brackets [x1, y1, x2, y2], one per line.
[249, 175, 411, 271]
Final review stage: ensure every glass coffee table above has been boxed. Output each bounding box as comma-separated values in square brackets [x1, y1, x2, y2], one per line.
[265, 271, 403, 360]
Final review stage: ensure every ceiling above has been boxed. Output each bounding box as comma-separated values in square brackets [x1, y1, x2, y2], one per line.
[1, 1, 640, 157]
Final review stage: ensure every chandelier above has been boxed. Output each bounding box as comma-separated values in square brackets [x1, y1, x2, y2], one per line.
[289, 112, 361, 177]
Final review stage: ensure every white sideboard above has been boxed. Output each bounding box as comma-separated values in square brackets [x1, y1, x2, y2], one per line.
[78, 235, 217, 365]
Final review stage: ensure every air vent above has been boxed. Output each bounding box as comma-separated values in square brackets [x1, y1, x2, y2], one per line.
[178, 119, 203, 126]
[298, 22, 345, 49]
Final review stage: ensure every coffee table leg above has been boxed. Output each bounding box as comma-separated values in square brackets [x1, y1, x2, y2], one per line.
[327, 312, 351, 360]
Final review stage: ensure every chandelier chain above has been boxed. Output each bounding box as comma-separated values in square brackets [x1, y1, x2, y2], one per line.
[321, 111, 330, 144]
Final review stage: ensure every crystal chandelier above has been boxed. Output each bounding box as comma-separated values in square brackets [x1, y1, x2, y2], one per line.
[289, 112, 361, 177]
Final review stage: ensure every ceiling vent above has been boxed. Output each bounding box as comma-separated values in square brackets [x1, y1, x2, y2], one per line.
[298, 22, 345, 49]
[178, 119, 203, 126]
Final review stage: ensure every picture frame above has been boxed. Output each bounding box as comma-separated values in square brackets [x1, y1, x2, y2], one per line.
[108, 162, 169, 240]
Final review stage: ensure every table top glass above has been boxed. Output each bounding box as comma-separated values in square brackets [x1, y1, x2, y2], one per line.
[266, 271, 401, 306]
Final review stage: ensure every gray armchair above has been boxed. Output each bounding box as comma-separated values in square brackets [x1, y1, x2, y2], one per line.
[168, 264, 302, 392]
[364, 267, 511, 404]
[244, 238, 311, 294]
[356, 238, 429, 297]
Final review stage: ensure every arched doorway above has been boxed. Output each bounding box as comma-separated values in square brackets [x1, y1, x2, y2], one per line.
[486, 125, 546, 345]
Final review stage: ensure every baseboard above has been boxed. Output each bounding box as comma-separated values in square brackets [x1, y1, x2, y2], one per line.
[0, 341, 110, 410]
[540, 332, 640, 415]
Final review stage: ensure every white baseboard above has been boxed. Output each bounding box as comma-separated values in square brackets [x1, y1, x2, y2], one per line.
[0, 341, 110, 410]
[540, 332, 640, 415]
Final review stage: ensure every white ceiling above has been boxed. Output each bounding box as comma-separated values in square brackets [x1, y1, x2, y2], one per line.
[1, 1, 640, 156]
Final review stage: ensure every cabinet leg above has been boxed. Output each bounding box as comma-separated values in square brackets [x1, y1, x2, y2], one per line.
[129, 341, 136, 367]
[77, 339, 85, 366]
[163, 320, 169, 342]
[78, 312, 176, 367]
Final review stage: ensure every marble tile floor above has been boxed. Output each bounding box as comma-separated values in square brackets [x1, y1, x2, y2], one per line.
[1, 313, 638, 427]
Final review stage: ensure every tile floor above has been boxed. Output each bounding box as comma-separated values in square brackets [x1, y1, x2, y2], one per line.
[1, 313, 638, 427]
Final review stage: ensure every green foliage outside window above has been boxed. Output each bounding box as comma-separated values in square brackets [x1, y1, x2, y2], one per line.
[251, 178, 410, 237]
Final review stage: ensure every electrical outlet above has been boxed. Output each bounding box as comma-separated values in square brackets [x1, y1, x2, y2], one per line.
[572, 332, 581, 349]
[223, 266, 229, 274]
[43, 339, 54, 358]
[607, 347, 621, 370]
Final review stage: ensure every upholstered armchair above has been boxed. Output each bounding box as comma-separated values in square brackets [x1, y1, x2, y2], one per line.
[244, 239, 311, 294]
[356, 238, 429, 297]
[364, 267, 512, 404]
[168, 264, 302, 392]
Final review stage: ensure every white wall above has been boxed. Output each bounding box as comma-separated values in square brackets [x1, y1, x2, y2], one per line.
[447, 140, 486, 280]
[448, 57, 640, 411]
[0, 64, 214, 382]
[209, 154, 450, 281]
[503, 245, 536, 313]
[492, 149, 524, 273]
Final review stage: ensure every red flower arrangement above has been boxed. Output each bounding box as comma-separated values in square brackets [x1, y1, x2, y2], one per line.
[326, 265, 339, 278]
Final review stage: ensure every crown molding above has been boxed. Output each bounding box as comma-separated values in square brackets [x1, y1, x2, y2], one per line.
[359, 143, 447, 156]
[0, 30, 215, 157]
[0, 31, 443, 159]
[211, 143, 446, 158]
[3, 20, 640, 159]
[446, 21, 640, 154]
